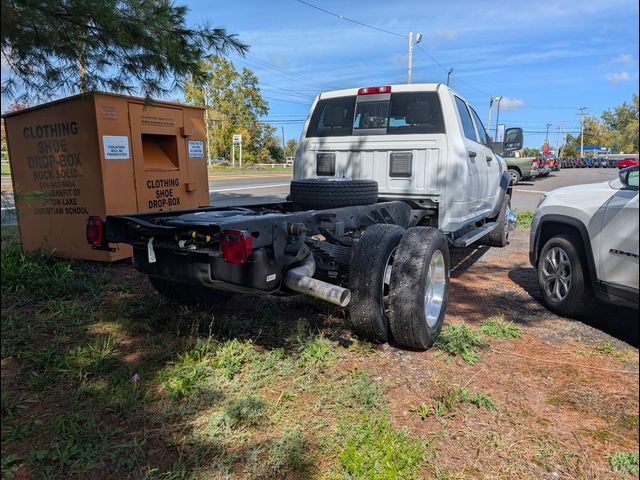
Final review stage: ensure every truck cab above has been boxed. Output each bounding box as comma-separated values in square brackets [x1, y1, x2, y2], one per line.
[294, 84, 522, 233]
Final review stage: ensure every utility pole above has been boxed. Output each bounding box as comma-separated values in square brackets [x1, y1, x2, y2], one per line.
[281, 126, 286, 157]
[578, 107, 587, 158]
[407, 32, 422, 84]
[556, 125, 561, 156]
[447, 68, 453, 86]
[494, 96, 503, 140]
[545, 123, 552, 142]
[203, 84, 211, 164]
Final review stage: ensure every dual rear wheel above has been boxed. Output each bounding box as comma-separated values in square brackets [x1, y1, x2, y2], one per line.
[349, 225, 450, 350]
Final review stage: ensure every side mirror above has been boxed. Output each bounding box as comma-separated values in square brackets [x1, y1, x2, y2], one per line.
[504, 128, 523, 152]
[619, 166, 639, 190]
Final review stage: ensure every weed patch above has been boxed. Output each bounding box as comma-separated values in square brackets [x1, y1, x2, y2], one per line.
[410, 387, 495, 420]
[607, 451, 639, 474]
[435, 324, 487, 364]
[337, 415, 425, 479]
[479, 314, 521, 339]
[515, 209, 534, 229]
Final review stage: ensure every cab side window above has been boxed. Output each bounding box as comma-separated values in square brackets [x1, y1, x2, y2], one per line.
[454, 96, 478, 142]
[469, 107, 490, 146]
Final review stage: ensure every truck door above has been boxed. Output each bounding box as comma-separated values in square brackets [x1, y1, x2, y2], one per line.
[454, 96, 486, 211]
[597, 180, 639, 292]
[469, 106, 499, 209]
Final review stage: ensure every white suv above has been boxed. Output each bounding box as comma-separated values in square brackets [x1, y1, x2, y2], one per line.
[530, 166, 639, 316]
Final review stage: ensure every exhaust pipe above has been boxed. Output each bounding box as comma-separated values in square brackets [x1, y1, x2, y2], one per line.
[284, 255, 351, 307]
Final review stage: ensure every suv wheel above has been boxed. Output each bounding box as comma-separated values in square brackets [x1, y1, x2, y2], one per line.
[537, 235, 593, 317]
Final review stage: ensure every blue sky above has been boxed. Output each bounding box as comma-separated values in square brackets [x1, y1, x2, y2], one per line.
[3, 0, 638, 149]
[186, 0, 639, 148]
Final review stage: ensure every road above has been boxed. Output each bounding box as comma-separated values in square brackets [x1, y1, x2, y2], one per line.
[207, 167, 622, 211]
[510, 167, 619, 210]
[1, 168, 622, 223]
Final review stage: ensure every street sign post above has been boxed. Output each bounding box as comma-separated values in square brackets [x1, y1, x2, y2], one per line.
[231, 134, 243, 167]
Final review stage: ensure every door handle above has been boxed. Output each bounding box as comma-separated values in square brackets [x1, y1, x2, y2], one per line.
[486, 156, 493, 162]
[468, 151, 477, 159]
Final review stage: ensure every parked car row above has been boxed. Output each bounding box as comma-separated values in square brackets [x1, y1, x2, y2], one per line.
[560, 157, 639, 169]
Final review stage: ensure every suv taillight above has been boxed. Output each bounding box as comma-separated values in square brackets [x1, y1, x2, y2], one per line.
[221, 230, 253, 264]
[86, 216, 104, 246]
[532, 159, 539, 169]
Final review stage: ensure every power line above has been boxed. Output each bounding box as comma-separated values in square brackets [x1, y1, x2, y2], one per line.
[295, 0, 407, 38]
[295, 0, 493, 97]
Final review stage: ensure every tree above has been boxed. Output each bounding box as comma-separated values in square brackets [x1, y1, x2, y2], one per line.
[1, 1, 247, 101]
[601, 95, 639, 153]
[522, 147, 541, 157]
[285, 139, 298, 159]
[184, 57, 272, 164]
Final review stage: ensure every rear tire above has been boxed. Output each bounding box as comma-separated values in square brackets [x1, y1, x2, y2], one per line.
[537, 235, 594, 317]
[349, 224, 405, 342]
[389, 227, 450, 350]
[508, 169, 521, 185]
[488, 194, 510, 247]
[148, 276, 232, 307]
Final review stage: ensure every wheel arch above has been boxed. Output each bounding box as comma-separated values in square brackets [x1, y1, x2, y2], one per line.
[533, 215, 598, 288]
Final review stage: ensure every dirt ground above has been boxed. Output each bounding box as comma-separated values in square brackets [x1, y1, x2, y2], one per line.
[1, 225, 638, 479]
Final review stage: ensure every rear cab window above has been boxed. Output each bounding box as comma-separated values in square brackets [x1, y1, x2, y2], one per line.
[306, 92, 445, 137]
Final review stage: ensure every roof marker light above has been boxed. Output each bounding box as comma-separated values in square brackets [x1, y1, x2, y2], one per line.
[357, 86, 392, 95]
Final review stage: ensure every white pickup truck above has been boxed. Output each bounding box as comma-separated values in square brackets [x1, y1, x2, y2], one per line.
[89, 83, 522, 350]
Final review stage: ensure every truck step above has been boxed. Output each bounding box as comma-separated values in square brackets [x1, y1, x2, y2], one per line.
[452, 222, 498, 248]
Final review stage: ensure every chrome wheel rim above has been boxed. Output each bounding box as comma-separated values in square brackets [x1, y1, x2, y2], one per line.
[542, 247, 572, 302]
[424, 250, 446, 328]
[381, 248, 396, 317]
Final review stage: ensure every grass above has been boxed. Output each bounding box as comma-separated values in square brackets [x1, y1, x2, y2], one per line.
[479, 315, 522, 339]
[1, 163, 10, 175]
[435, 324, 488, 365]
[208, 165, 292, 174]
[336, 415, 426, 480]
[515, 209, 534, 229]
[410, 387, 495, 420]
[607, 451, 639, 474]
[2, 227, 638, 479]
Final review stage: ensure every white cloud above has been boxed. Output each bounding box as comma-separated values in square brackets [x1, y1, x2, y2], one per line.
[606, 71, 631, 83]
[610, 53, 634, 64]
[499, 97, 525, 110]
[430, 29, 458, 41]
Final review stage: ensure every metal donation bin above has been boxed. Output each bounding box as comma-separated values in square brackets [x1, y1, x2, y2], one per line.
[3, 92, 209, 261]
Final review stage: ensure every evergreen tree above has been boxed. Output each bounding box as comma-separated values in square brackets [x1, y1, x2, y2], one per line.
[1, 0, 247, 100]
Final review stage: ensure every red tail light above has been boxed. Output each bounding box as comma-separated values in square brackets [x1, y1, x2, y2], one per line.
[87, 216, 104, 246]
[220, 230, 253, 264]
[532, 159, 539, 169]
[357, 86, 391, 95]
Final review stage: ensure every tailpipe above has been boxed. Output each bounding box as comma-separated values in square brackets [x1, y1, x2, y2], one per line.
[284, 255, 351, 307]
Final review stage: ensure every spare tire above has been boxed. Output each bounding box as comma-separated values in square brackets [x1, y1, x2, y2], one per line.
[290, 179, 378, 209]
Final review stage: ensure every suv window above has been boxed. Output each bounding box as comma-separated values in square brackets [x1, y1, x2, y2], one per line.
[469, 106, 490, 146]
[306, 92, 445, 137]
[455, 96, 478, 142]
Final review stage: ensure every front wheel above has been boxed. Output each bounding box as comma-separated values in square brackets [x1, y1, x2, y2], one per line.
[537, 235, 593, 317]
[388, 227, 450, 350]
[488, 194, 512, 247]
